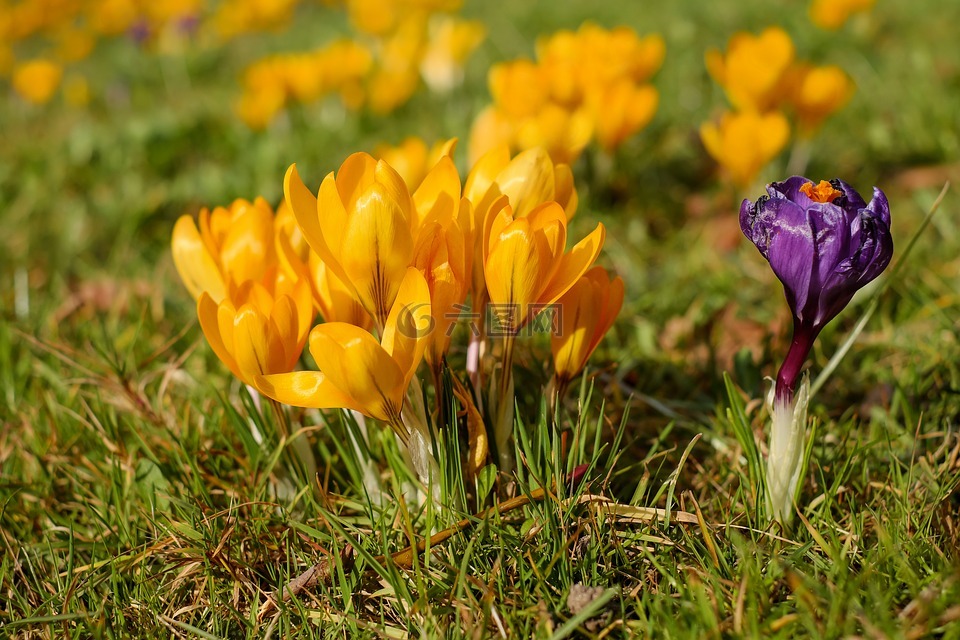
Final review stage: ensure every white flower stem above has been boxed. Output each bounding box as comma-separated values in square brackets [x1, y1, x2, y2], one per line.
[765, 375, 809, 527]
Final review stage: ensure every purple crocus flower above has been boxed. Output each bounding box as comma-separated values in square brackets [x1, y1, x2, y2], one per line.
[740, 177, 893, 403]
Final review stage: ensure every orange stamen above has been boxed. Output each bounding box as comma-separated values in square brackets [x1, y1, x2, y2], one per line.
[800, 180, 843, 204]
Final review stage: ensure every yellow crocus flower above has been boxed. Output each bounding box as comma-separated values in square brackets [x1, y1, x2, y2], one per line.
[465, 145, 578, 225]
[285, 152, 459, 328]
[587, 79, 659, 152]
[467, 107, 516, 166]
[346, 0, 400, 37]
[488, 59, 550, 120]
[284, 153, 414, 327]
[172, 197, 277, 302]
[809, 0, 875, 30]
[12, 59, 63, 105]
[420, 16, 486, 93]
[551, 266, 624, 390]
[257, 268, 432, 443]
[700, 109, 790, 188]
[196, 275, 314, 392]
[788, 64, 853, 134]
[483, 201, 605, 334]
[373, 137, 457, 191]
[515, 104, 594, 165]
[464, 146, 578, 306]
[705, 27, 795, 112]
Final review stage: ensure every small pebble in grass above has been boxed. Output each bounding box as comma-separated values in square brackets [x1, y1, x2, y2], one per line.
[740, 176, 893, 526]
[567, 583, 613, 632]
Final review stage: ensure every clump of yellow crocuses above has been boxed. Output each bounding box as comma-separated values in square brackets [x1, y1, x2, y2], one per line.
[172, 137, 621, 498]
[236, 3, 485, 128]
[468, 23, 664, 165]
[700, 26, 854, 187]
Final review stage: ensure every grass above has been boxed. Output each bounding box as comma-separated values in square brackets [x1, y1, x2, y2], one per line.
[3, 0, 960, 637]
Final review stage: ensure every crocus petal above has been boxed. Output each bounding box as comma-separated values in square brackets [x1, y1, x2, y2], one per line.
[414, 155, 461, 229]
[762, 199, 814, 319]
[309, 323, 404, 422]
[864, 186, 891, 228]
[233, 305, 285, 378]
[527, 202, 567, 264]
[269, 295, 300, 366]
[283, 164, 347, 288]
[336, 152, 378, 212]
[554, 164, 578, 220]
[219, 201, 274, 286]
[275, 229, 309, 284]
[495, 148, 556, 218]
[381, 267, 432, 385]
[295, 281, 315, 343]
[257, 371, 365, 412]
[463, 144, 511, 215]
[342, 182, 414, 322]
[172, 216, 226, 302]
[539, 222, 606, 306]
[484, 217, 539, 307]
[808, 201, 852, 292]
[374, 159, 415, 227]
[590, 270, 625, 356]
[770, 176, 818, 206]
[815, 209, 892, 325]
[197, 293, 241, 379]
[552, 277, 600, 379]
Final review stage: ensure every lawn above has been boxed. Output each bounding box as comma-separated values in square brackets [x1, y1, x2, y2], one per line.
[2, 0, 960, 637]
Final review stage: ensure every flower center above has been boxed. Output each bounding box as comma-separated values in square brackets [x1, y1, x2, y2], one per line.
[800, 180, 843, 203]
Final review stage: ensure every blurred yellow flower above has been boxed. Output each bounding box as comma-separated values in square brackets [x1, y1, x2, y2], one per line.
[467, 107, 516, 166]
[366, 17, 427, 114]
[257, 268, 432, 443]
[144, 0, 202, 26]
[12, 59, 63, 105]
[705, 27, 795, 112]
[488, 59, 550, 120]
[789, 64, 854, 133]
[197, 275, 314, 391]
[419, 16, 485, 92]
[373, 137, 457, 191]
[238, 38, 373, 127]
[551, 266, 624, 389]
[172, 197, 277, 302]
[470, 23, 663, 163]
[810, 0, 875, 30]
[587, 79, 659, 152]
[515, 104, 594, 166]
[537, 25, 664, 106]
[213, 0, 299, 39]
[699, 110, 790, 187]
[366, 68, 421, 114]
[346, 0, 401, 36]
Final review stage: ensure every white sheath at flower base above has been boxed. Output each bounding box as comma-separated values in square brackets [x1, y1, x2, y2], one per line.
[765, 374, 809, 527]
